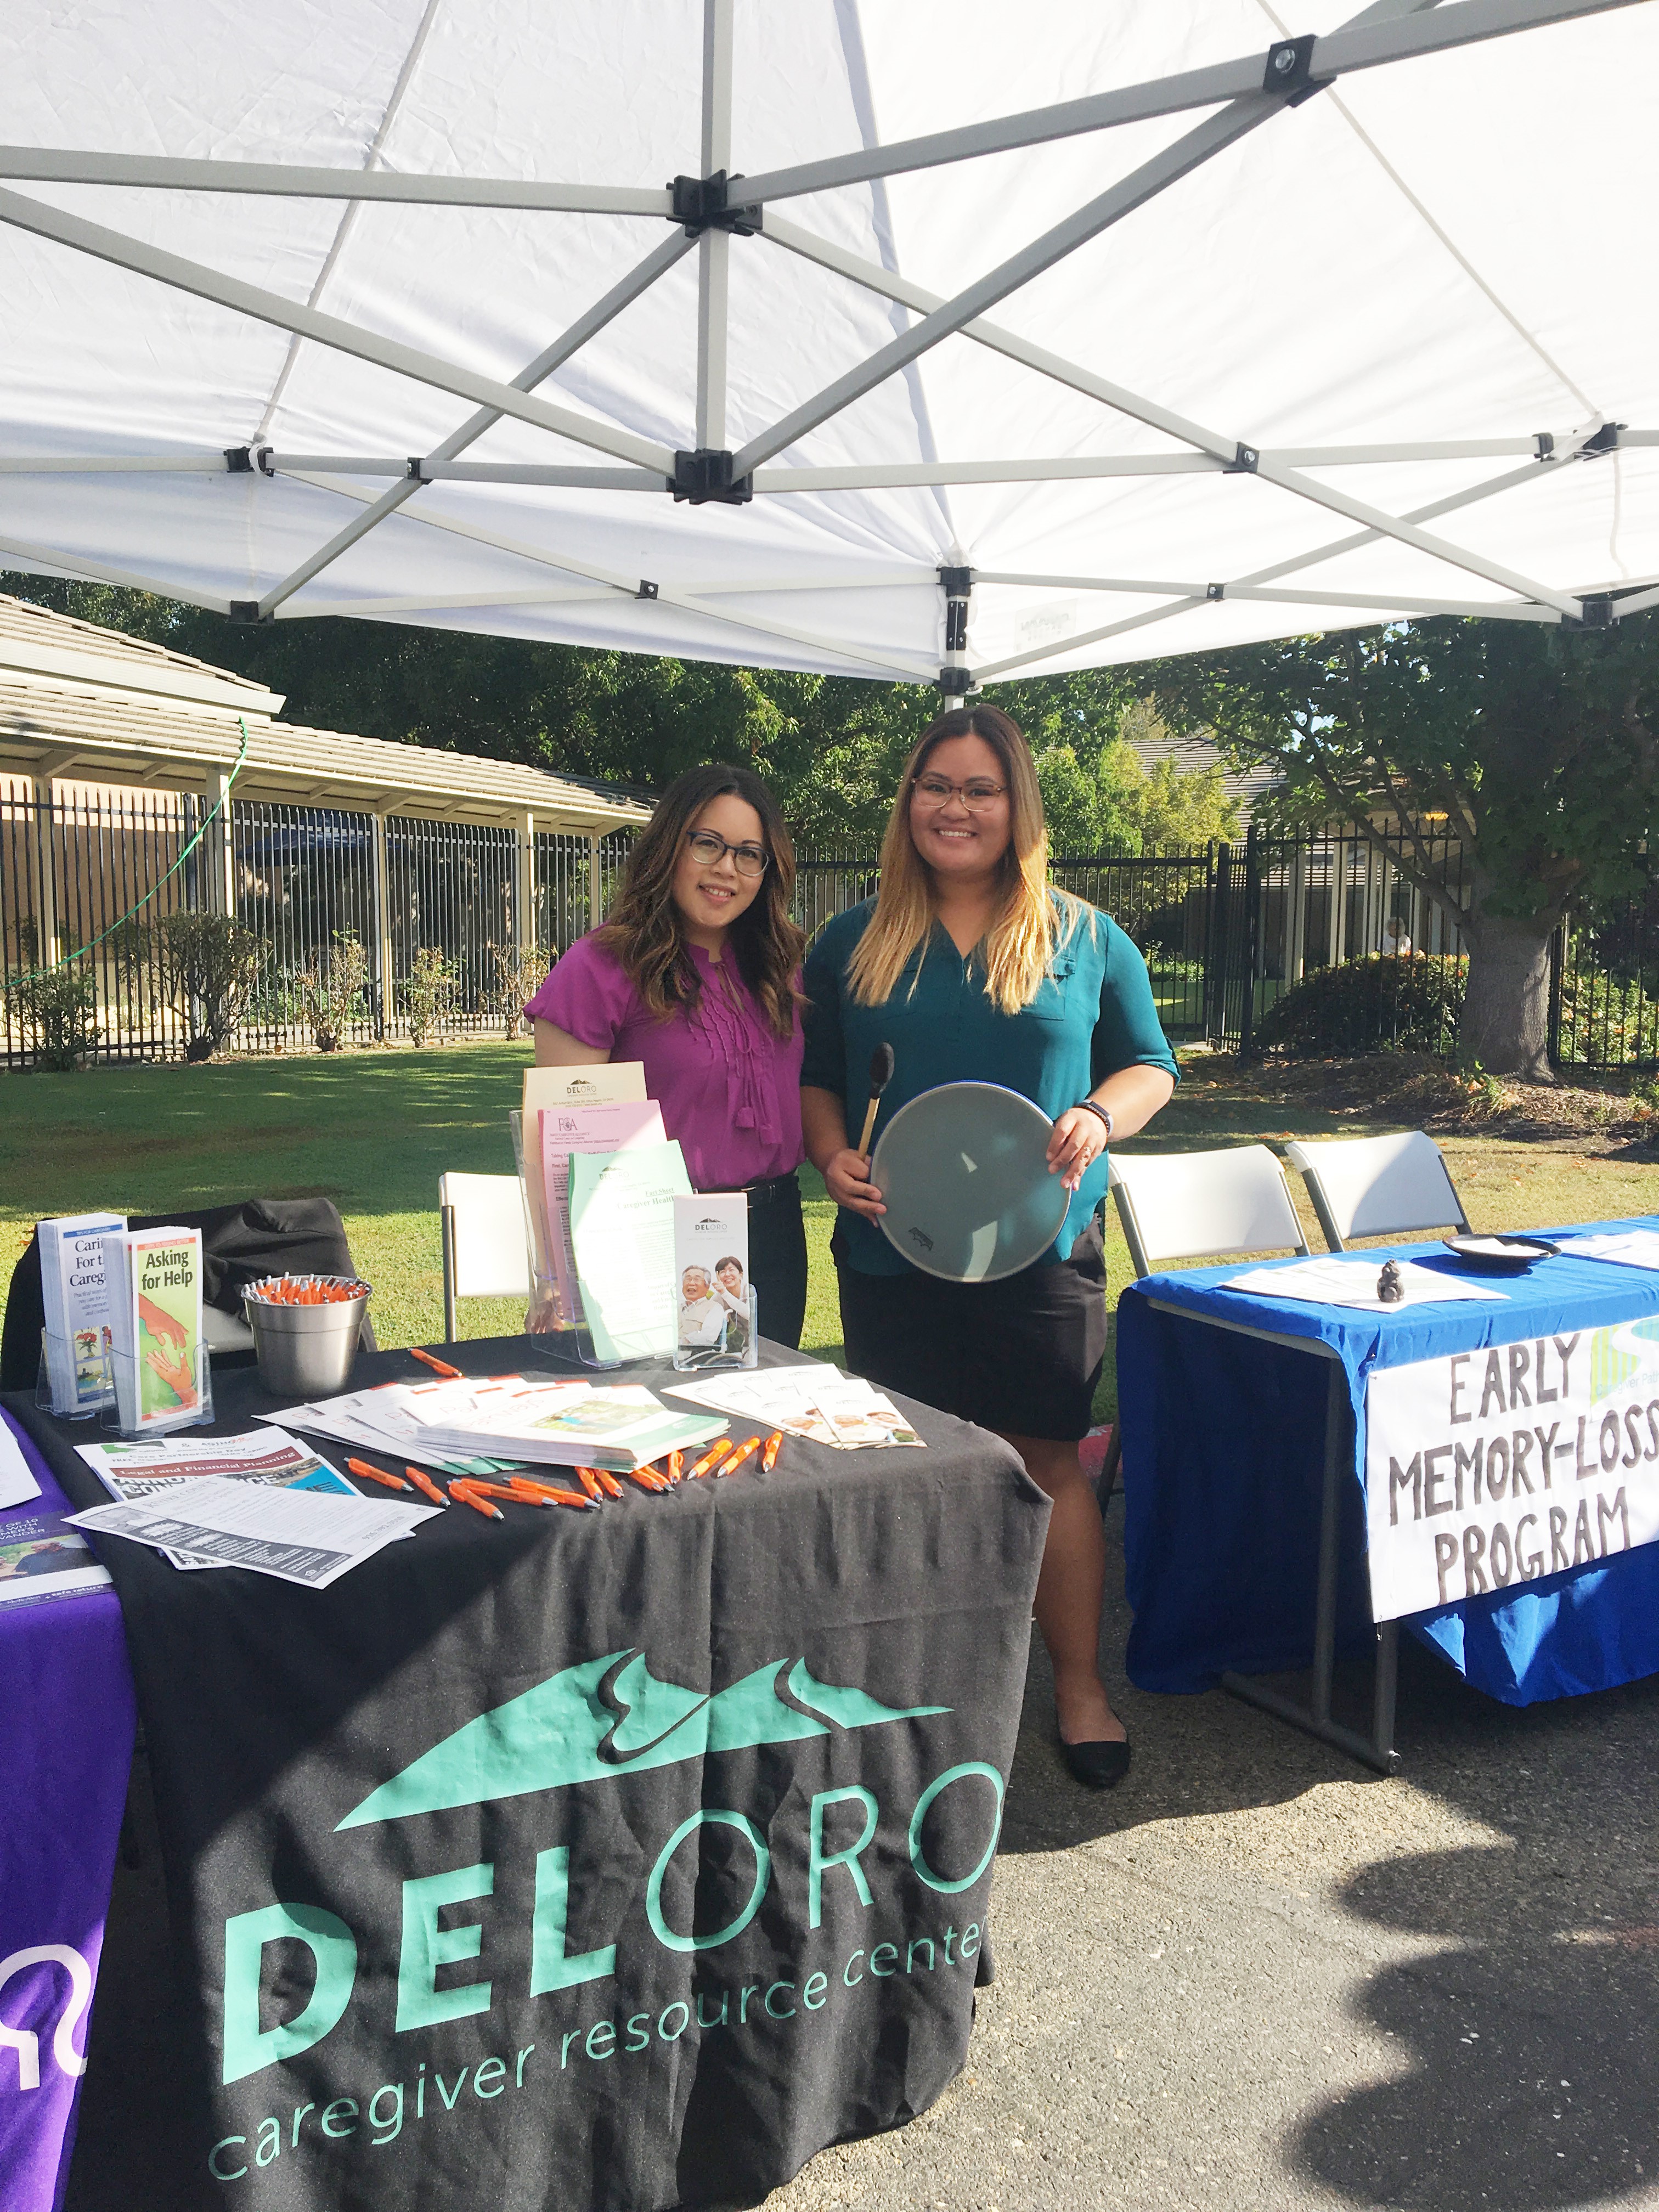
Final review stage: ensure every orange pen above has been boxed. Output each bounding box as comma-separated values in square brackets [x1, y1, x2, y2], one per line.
[689, 1436, 733, 1480]
[626, 1465, 666, 1493]
[573, 1467, 603, 1502]
[719, 1435, 763, 1477]
[668, 1449, 685, 1485]
[449, 1482, 503, 1521]
[505, 1477, 594, 1511]
[346, 1456, 410, 1492]
[594, 1468, 625, 1500]
[409, 1346, 464, 1379]
[402, 1465, 450, 1508]
[761, 1430, 783, 1473]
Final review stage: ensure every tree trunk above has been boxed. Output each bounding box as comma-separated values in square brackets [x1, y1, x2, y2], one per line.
[1457, 907, 1557, 1080]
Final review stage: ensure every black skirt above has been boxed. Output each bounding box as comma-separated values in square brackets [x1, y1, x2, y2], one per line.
[836, 1217, 1108, 1442]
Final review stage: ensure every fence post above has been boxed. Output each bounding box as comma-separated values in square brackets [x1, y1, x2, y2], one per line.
[1239, 824, 1261, 1059]
[1548, 912, 1566, 1069]
[1204, 842, 1230, 1045]
[30, 772, 59, 967]
[518, 810, 537, 956]
[203, 769, 235, 915]
[589, 833, 605, 930]
[372, 813, 393, 1039]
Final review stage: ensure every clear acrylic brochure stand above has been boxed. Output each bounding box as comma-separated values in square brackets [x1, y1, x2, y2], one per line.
[36, 1327, 114, 1419]
[98, 1342, 216, 1440]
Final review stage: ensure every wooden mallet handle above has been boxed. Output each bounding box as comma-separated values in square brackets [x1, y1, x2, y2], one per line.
[856, 1096, 880, 1156]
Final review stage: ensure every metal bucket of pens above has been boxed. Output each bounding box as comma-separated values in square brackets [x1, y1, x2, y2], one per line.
[242, 1274, 372, 1397]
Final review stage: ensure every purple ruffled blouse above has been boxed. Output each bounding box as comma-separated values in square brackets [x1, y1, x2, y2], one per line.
[524, 934, 804, 1192]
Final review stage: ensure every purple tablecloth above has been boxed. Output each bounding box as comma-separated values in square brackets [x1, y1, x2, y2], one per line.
[0, 1410, 136, 2212]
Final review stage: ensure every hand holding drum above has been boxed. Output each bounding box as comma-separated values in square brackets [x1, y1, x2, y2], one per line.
[825, 1044, 893, 1218]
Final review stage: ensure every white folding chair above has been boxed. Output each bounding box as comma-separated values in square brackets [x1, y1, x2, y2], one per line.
[1097, 1145, 1311, 1502]
[1106, 1144, 1312, 1280]
[438, 1172, 529, 1342]
[1284, 1131, 1470, 1252]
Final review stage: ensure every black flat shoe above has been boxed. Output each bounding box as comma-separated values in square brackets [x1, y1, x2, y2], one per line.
[1060, 1736, 1132, 1790]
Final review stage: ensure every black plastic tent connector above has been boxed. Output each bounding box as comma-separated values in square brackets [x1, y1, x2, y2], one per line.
[669, 171, 760, 238]
[1263, 36, 1325, 105]
[938, 665, 974, 695]
[670, 450, 753, 505]
[1206, 583, 1226, 602]
[636, 579, 659, 600]
[1581, 422, 1625, 457]
[223, 446, 254, 472]
[227, 601, 270, 624]
[939, 565, 973, 597]
[1226, 443, 1260, 473]
[1534, 432, 1556, 461]
[1572, 594, 1616, 629]
[405, 457, 431, 481]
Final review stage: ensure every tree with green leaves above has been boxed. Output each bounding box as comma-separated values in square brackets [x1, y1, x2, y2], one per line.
[1149, 615, 1659, 1078]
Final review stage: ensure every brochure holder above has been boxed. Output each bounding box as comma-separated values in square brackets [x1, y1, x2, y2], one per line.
[511, 1108, 577, 1336]
[36, 1328, 114, 1418]
[98, 1342, 216, 1441]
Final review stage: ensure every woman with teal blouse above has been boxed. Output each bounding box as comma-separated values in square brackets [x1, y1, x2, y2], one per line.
[801, 703, 1177, 1789]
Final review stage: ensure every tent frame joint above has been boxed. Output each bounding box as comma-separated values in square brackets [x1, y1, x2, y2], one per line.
[1580, 422, 1624, 458]
[227, 600, 273, 625]
[1567, 593, 1616, 629]
[670, 170, 759, 238]
[1226, 443, 1261, 474]
[1263, 35, 1328, 106]
[670, 448, 752, 504]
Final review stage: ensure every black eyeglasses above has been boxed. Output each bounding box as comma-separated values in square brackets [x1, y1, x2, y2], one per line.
[685, 828, 770, 877]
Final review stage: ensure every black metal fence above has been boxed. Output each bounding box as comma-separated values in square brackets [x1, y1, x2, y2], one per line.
[0, 786, 633, 1066]
[5, 783, 1656, 1071]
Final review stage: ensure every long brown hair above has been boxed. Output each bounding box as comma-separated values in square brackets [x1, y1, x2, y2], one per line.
[596, 763, 805, 1038]
[847, 703, 1089, 1014]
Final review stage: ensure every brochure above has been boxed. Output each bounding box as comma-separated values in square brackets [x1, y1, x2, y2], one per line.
[673, 1193, 754, 1369]
[0, 1509, 114, 1610]
[107, 1227, 205, 1431]
[663, 1365, 924, 1450]
[255, 1383, 526, 1476]
[410, 1376, 727, 1471]
[67, 1477, 437, 1592]
[1220, 1256, 1505, 1311]
[520, 1062, 648, 1295]
[0, 1419, 42, 1510]
[77, 1425, 359, 1570]
[37, 1211, 126, 1414]
[540, 1099, 668, 1327]
[568, 1142, 691, 1362]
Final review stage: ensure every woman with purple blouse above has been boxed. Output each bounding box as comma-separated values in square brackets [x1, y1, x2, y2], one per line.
[524, 764, 810, 1348]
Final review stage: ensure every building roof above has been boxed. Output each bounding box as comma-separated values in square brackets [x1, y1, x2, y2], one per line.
[0, 593, 649, 832]
[1121, 725, 1279, 826]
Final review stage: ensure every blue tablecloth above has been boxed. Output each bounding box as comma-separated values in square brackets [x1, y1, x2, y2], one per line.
[1120, 1215, 1659, 1708]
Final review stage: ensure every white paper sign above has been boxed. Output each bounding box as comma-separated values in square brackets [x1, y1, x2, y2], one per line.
[1365, 1319, 1659, 1620]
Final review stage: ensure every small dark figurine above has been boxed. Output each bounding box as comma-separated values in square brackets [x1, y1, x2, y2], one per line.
[1377, 1259, 1405, 1304]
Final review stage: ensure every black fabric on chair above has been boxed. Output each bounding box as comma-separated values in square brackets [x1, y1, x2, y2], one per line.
[0, 1197, 375, 1391]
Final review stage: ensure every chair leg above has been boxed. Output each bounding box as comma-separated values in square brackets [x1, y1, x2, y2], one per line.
[1097, 1424, 1122, 1510]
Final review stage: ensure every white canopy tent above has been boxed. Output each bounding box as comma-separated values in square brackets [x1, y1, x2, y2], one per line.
[1, 0, 1656, 700]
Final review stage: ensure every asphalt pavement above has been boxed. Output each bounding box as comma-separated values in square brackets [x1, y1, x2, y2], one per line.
[768, 1502, 1659, 2212]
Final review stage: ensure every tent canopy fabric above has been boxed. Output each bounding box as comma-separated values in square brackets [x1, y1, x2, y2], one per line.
[1, 0, 1655, 692]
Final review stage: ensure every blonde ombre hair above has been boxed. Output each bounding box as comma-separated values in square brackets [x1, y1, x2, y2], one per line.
[847, 703, 1091, 1014]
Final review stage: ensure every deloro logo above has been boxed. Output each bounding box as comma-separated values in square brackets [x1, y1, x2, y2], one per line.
[338, 1650, 950, 1829]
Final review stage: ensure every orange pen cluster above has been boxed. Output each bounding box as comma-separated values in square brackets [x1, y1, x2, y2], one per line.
[245, 1274, 369, 1306]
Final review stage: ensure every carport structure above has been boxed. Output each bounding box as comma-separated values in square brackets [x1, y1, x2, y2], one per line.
[0, 0, 1655, 693]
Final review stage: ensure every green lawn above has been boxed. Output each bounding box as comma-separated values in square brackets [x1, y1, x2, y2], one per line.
[4, 1041, 1657, 1427]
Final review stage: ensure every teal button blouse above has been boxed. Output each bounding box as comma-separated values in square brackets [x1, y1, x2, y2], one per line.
[801, 896, 1178, 1277]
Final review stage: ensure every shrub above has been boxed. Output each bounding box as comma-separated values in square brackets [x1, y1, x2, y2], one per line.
[400, 946, 459, 1046]
[1254, 952, 1466, 1058]
[121, 911, 263, 1061]
[490, 942, 551, 1039]
[5, 959, 100, 1070]
[297, 933, 371, 1052]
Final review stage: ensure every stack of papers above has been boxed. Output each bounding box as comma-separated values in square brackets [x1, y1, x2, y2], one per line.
[259, 1383, 529, 1476]
[405, 1376, 727, 1471]
[1221, 1257, 1507, 1311]
[1552, 1229, 1659, 1272]
[77, 1427, 359, 1570]
[67, 1477, 436, 1591]
[664, 1367, 924, 1449]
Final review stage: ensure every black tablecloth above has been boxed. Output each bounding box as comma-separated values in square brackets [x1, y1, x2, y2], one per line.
[11, 1338, 1046, 2212]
